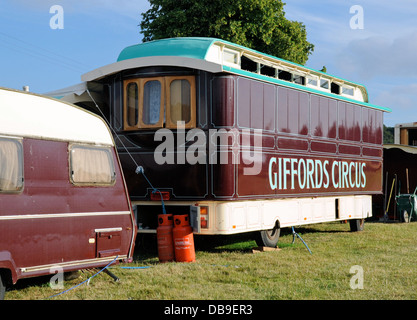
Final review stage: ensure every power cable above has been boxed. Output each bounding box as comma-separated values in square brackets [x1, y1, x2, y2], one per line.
[47, 255, 118, 299]
[0, 31, 90, 73]
[86, 89, 167, 215]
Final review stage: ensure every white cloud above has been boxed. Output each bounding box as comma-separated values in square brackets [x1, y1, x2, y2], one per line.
[334, 30, 417, 80]
[285, 2, 417, 127]
[373, 83, 417, 126]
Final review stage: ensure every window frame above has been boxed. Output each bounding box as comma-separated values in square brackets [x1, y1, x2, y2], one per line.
[69, 144, 116, 187]
[222, 48, 240, 67]
[123, 76, 196, 130]
[124, 79, 139, 130]
[165, 75, 196, 129]
[123, 77, 165, 130]
[306, 76, 318, 87]
[0, 137, 24, 193]
[320, 79, 330, 90]
[138, 77, 165, 129]
[125, 81, 139, 128]
[342, 85, 355, 97]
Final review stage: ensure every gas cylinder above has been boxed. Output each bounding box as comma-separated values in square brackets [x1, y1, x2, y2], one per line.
[173, 214, 195, 262]
[156, 214, 174, 263]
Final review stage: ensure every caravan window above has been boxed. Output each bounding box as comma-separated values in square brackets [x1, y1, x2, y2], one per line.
[123, 76, 196, 130]
[69, 145, 116, 186]
[126, 82, 139, 127]
[223, 49, 239, 66]
[166, 76, 195, 127]
[320, 79, 330, 90]
[0, 138, 23, 193]
[142, 80, 163, 126]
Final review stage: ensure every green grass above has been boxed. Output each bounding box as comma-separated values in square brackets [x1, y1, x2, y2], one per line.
[5, 221, 417, 300]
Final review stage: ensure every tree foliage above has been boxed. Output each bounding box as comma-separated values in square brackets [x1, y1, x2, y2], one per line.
[140, 0, 314, 65]
[383, 125, 394, 144]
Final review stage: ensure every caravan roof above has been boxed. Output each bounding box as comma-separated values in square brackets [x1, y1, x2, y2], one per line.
[0, 87, 113, 146]
[80, 37, 391, 113]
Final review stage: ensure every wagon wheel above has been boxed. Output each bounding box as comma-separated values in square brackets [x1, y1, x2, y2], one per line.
[255, 224, 280, 248]
[349, 218, 365, 232]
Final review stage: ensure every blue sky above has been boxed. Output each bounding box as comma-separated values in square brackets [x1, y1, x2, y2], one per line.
[1, 0, 416, 127]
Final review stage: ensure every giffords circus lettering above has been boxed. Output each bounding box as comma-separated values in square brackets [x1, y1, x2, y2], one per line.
[268, 157, 367, 191]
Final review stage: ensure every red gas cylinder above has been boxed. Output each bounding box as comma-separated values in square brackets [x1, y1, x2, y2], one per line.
[156, 214, 174, 263]
[173, 214, 195, 263]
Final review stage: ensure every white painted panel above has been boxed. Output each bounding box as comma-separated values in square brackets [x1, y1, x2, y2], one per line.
[247, 204, 261, 227]
[0, 88, 113, 146]
[325, 198, 336, 220]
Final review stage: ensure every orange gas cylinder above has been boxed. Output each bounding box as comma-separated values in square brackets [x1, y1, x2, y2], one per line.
[156, 214, 174, 263]
[173, 214, 195, 263]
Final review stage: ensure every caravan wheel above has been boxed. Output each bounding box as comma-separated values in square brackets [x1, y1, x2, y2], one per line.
[255, 224, 280, 248]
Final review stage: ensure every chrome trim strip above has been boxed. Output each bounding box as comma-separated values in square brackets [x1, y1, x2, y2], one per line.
[21, 255, 126, 273]
[0, 211, 131, 221]
[94, 227, 122, 233]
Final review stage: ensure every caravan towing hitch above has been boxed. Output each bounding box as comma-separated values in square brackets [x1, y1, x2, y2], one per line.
[103, 268, 120, 282]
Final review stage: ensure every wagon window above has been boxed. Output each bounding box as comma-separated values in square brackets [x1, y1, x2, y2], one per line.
[307, 76, 318, 87]
[293, 74, 305, 85]
[170, 79, 190, 123]
[143, 80, 162, 125]
[123, 76, 196, 130]
[126, 82, 138, 127]
[241, 55, 258, 72]
[166, 76, 196, 128]
[223, 49, 239, 65]
[342, 86, 354, 96]
[0, 138, 23, 193]
[320, 79, 329, 90]
[70, 145, 115, 186]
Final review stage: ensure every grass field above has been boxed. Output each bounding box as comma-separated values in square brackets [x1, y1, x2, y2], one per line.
[5, 220, 417, 300]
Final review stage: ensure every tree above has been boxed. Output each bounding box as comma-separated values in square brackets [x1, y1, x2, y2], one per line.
[383, 125, 394, 144]
[140, 0, 314, 65]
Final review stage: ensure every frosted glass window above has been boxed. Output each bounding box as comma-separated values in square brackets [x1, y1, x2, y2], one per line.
[0, 138, 23, 192]
[70, 146, 115, 185]
[143, 80, 162, 125]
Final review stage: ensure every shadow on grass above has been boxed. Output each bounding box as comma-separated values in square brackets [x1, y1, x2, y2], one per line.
[5, 274, 51, 297]
[195, 233, 258, 253]
[132, 219, 381, 264]
[133, 221, 356, 260]
[7, 222, 357, 296]
[283, 223, 350, 236]
[133, 233, 258, 260]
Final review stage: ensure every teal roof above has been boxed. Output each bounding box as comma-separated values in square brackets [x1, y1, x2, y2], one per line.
[117, 37, 364, 89]
[117, 37, 345, 81]
[117, 37, 218, 62]
[116, 37, 392, 113]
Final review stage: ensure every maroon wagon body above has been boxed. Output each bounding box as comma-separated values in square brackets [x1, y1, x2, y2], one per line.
[108, 73, 383, 202]
[45, 38, 389, 237]
[0, 88, 136, 287]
